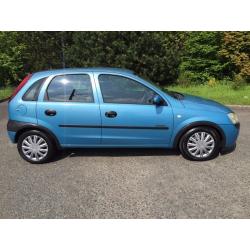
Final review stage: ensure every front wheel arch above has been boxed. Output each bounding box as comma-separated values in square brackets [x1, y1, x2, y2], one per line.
[173, 122, 225, 150]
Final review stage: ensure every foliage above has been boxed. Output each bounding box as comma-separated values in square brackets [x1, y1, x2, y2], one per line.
[0, 31, 249, 89]
[17, 32, 72, 73]
[179, 32, 228, 84]
[219, 32, 250, 82]
[65, 32, 185, 85]
[0, 32, 26, 86]
[0, 86, 14, 99]
[231, 74, 246, 90]
[207, 77, 217, 87]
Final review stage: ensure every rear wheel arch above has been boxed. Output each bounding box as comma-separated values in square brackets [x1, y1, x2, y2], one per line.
[173, 121, 226, 149]
[14, 124, 61, 149]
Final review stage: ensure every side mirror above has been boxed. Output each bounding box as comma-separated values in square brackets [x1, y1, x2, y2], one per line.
[152, 95, 164, 106]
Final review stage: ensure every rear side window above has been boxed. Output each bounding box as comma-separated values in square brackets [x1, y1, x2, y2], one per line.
[46, 74, 94, 103]
[22, 77, 47, 101]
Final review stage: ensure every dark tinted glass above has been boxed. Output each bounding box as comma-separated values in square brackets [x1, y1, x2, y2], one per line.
[22, 77, 46, 101]
[99, 74, 157, 104]
[46, 74, 94, 103]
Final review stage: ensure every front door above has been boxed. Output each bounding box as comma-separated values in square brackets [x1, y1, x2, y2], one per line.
[95, 73, 173, 146]
[37, 73, 101, 147]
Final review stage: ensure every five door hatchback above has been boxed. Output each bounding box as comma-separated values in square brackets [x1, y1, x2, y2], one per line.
[7, 68, 240, 163]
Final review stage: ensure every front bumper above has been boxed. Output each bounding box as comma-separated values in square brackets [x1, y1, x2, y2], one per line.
[220, 123, 240, 152]
[221, 143, 237, 155]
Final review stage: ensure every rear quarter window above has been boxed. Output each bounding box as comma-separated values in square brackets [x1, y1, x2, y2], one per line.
[22, 77, 47, 101]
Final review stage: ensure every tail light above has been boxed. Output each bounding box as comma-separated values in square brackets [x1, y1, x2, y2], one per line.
[9, 73, 32, 102]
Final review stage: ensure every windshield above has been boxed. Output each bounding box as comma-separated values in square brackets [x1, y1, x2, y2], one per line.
[138, 75, 164, 91]
[138, 75, 184, 100]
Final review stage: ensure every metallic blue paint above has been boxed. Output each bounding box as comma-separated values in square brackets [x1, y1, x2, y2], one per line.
[219, 124, 239, 147]
[7, 67, 240, 151]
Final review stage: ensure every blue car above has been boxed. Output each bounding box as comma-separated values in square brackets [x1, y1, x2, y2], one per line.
[7, 68, 240, 163]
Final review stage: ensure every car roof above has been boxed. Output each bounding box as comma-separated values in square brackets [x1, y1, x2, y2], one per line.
[32, 67, 135, 78]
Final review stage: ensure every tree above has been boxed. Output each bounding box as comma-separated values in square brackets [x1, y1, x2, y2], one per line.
[179, 32, 228, 83]
[219, 32, 250, 82]
[65, 32, 185, 85]
[0, 32, 26, 86]
[17, 32, 67, 73]
[2, 31, 248, 88]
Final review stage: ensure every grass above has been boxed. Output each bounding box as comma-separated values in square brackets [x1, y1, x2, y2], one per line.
[166, 84, 250, 105]
[0, 86, 14, 100]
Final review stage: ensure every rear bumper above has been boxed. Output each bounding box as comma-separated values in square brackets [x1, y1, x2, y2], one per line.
[7, 120, 33, 143]
[7, 120, 18, 143]
[7, 119, 24, 132]
[7, 119, 62, 149]
[7, 131, 16, 143]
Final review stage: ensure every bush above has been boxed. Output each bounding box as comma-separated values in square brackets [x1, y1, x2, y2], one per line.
[232, 74, 247, 90]
[207, 77, 217, 87]
[177, 71, 211, 85]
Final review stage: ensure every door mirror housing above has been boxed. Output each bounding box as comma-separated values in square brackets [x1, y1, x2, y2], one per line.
[152, 95, 164, 106]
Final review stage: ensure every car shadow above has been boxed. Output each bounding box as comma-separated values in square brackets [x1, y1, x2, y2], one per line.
[51, 148, 180, 162]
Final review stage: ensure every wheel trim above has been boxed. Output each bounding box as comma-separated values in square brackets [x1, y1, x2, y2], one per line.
[187, 132, 215, 158]
[21, 135, 48, 161]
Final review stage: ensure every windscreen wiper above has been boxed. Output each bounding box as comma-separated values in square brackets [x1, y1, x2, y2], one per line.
[69, 89, 76, 100]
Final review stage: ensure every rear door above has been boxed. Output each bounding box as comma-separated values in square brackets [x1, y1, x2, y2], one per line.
[37, 73, 101, 147]
[94, 73, 173, 146]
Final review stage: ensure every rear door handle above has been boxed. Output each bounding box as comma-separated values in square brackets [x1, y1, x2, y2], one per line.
[105, 111, 117, 118]
[45, 109, 57, 116]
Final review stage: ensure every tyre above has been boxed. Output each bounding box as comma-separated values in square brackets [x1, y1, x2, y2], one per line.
[179, 126, 220, 161]
[17, 130, 55, 164]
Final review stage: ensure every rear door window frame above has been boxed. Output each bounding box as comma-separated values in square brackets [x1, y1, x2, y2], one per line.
[44, 73, 95, 103]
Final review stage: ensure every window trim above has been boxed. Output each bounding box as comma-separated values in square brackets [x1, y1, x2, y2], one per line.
[98, 74, 167, 106]
[44, 73, 95, 103]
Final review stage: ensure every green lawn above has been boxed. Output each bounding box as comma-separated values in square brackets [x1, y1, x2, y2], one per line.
[0, 86, 14, 100]
[166, 84, 250, 105]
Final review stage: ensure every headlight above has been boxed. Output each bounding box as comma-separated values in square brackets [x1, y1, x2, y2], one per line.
[227, 112, 239, 124]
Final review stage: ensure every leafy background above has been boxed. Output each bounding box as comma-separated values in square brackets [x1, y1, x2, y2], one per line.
[0, 31, 249, 88]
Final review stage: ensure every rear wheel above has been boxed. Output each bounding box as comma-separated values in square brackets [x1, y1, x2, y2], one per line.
[179, 127, 220, 161]
[17, 130, 55, 164]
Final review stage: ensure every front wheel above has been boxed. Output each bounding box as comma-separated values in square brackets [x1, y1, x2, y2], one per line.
[17, 130, 55, 164]
[179, 127, 221, 161]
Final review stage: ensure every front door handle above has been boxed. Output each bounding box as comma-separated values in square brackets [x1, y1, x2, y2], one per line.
[105, 111, 117, 118]
[45, 109, 57, 116]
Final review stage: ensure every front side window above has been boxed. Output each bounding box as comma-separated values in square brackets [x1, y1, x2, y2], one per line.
[99, 74, 157, 105]
[46, 74, 94, 103]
